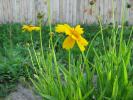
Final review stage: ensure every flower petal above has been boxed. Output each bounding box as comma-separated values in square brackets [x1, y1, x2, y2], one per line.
[55, 24, 72, 35]
[22, 25, 40, 32]
[78, 36, 88, 46]
[63, 36, 75, 50]
[33, 27, 41, 31]
[64, 24, 72, 30]
[77, 41, 85, 52]
[76, 36, 88, 52]
[75, 25, 84, 34]
[55, 24, 66, 33]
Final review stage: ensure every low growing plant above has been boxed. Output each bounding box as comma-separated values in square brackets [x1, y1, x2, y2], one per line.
[24, 0, 133, 99]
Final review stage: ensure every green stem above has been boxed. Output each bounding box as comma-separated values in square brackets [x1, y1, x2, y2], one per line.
[28, 47, 37, 74]
[119, 0, 124, 53]
[112, 26, 119, 51]
[86, 27, 108, 58]
[127, 26, 133, 45]
[46, 0, 64, 99]
[69, 50, 71, 72]
[82, 52, 90, 75]
[39, 20, 45, 63]
[98, 17, 106, 52]
[47, 0, 52, 33]
[111, 0, 115, 28]
[9, 25, 13, 49]
[30, 33, 41, 68]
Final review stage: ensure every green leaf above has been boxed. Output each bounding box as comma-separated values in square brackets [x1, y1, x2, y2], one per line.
[42, 94, 57, 100]
[83, 88, 94, 100]
[126, 83, 133, 100]
[125, 50, 131, 66]
[112, 76, 118, 99]
[107, 70, 111, 81]
[122, 59, 128, 86]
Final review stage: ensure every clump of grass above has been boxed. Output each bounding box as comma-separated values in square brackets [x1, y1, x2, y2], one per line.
[27, 23, 133, 99]
[0, 23, 109, 97]
[92, 22, 133, 99]
[25, 0, 133, 100]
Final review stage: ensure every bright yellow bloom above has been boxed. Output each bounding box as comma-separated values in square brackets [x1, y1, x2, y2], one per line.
[22, 25, 40, 32]
[55, 24, 88, 52]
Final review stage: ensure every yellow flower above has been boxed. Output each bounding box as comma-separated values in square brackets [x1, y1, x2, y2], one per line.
[22, 25, 40, 32]
[55, 24, 88, 52]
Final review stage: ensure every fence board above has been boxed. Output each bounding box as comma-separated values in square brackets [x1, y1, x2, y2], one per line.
[0, 0, 132, 25]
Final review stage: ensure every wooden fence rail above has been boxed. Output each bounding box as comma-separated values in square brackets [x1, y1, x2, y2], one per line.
[0, 0, 133, 25]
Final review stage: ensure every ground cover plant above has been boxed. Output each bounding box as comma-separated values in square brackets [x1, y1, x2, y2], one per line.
[24, 23, 133, 99]
[0, 23, 107, 97]
[0, 23, 133, 99]
[0, 0, 133, 100]
[22, 0, 133, 99]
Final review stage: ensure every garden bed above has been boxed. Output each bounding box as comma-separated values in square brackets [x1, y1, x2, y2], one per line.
[0, 23, 133, 99]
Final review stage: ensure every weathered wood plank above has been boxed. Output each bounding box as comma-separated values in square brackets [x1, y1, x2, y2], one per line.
[0, 0, 132, 25]
[79, 0, 84, 24]
[83, 0, 88, 24]
[129, 0, 133, 25]
[66, 0, 69, 23]
[69, 0, 73, 24]
[72, 0, 77, 25]
[59, 0, 63, 23]
[0, 0, 3, 23]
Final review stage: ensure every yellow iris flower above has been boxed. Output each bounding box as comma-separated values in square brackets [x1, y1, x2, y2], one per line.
[22, 25, 40, 32]
[55, 24, 88, 52]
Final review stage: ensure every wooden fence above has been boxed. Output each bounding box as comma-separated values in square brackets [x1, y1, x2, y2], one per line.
[0, 0, 133, 25]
